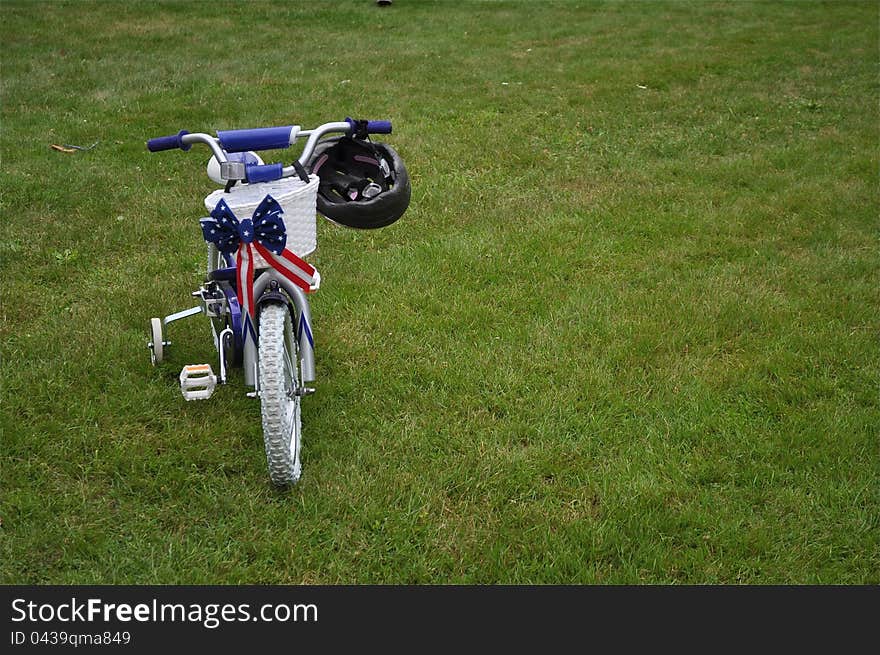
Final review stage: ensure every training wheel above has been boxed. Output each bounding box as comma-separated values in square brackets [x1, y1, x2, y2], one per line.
[149, 317, 164, 365]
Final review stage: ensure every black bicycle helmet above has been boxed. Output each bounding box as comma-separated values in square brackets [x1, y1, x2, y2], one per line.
[307, 136, 410, 229]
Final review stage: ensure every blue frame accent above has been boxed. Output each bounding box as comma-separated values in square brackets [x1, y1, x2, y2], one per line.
[297, 312, 314, 349]
[223, 286, 243, 353]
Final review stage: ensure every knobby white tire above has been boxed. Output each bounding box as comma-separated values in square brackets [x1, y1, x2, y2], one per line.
[258, 303, 303, 486]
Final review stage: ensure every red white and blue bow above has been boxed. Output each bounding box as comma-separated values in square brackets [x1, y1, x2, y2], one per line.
[200, 195, 317, 345]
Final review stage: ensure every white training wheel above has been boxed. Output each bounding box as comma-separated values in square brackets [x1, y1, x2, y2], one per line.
[149, 317, 164, 365]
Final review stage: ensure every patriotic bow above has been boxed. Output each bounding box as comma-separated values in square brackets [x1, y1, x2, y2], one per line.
[200, 195, 317, 345]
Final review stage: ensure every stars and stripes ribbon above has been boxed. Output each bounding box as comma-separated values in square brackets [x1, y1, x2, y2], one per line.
[200, 195, 317, 345]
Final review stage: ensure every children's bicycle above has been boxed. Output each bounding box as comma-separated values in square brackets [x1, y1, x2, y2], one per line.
[145, 118, 411, 485]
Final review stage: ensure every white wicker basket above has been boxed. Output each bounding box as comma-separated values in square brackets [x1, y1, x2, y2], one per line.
[203, 174, 319, 267]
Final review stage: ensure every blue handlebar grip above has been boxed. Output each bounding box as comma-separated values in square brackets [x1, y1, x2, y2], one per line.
[245, 162, 284, 184]
[345, 117, 393, 136]
[366, 120, 392, 134]
[146, 130, 191, 152]
[217, 126, 295, 153]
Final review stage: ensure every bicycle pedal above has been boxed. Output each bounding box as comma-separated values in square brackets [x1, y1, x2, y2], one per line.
[179, 364, 217, 401]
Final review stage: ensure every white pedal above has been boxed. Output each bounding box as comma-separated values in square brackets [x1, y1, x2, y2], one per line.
[179, 364, 217, 401]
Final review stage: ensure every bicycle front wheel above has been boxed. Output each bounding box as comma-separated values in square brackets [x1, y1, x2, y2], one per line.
[258, 302, 303, 486]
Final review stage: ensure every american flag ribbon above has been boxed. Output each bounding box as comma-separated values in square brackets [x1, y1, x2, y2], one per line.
[200, 195, 316, 346]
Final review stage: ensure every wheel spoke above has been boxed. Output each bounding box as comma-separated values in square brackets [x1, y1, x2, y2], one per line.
[283, 346, 295, 391]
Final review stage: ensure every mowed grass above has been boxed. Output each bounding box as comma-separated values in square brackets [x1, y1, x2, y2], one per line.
[1, 0, 877, 584]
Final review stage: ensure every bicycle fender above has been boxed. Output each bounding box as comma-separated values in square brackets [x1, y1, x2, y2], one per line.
[252, 273, 316, 384]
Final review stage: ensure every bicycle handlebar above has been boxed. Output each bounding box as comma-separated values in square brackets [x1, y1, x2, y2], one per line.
[146, 130, 192, 152]
[146, 118, 394, 183]
[214, 120, 391, 152]
[344, 117, 392, 135]
[217, 126, 297, 153]
[367, 120, 392, 134]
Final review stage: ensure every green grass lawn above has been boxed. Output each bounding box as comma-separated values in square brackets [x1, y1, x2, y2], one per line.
[1, 0, 877, 584]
